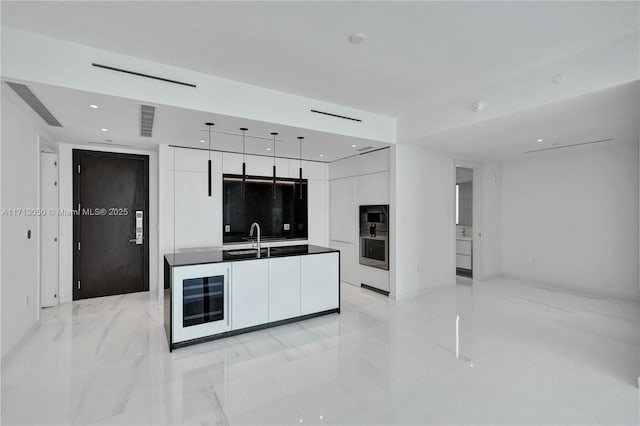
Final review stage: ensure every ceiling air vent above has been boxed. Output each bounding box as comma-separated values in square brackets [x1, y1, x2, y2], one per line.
[91, 63, 197, 88]
[140, 104, 155, 137]
[5, 82, 62, 127]
[523, 138, 614, 154]
[311, 109, 362, 122]
[356, 146, 374, 152]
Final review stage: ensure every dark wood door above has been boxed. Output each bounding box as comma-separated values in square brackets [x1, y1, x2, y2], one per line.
[73, 150, 149, 300]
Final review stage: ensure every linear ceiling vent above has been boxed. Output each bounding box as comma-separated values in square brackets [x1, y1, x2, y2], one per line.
[88, 141, 135, 148]
[523, 138, 614, 154]
[356, 146, 374, 152]
[5, 82, 62, 127]
[91, 63, 197, 88]
[311, 109, 362, 122]
[140, 104, 155, 137]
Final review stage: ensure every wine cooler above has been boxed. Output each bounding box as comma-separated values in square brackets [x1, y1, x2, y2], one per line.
[172, 263, 230, 343]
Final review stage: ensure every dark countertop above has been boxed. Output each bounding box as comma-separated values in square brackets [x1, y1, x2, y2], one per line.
[165, 244, 339, 268]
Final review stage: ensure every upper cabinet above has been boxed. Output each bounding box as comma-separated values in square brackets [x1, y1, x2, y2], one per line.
[329, 148, 390, 180]
[359, 149, 390, 175]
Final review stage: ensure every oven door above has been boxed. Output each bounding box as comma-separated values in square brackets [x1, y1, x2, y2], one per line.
[360, 236, 389, 270]
[172, 262, 231, 343]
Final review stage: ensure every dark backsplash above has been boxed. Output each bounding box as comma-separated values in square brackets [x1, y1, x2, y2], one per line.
[223, 174, 308, 243]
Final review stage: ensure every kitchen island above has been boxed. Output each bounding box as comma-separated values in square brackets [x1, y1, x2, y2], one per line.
[164, 244, 340, 351]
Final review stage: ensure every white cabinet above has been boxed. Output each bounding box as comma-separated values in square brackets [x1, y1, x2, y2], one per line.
[456, 239, 472, 270]
[330, 240, 357, 285]
[231, 259, 269, 330]
[174, 170, 222, 249]
[357, 171, 390, 205]
[330, 156, 359, 180]
[301, 253, 340, 315]
[222, 152, 244, 174]
[308, 179, 329, 247]
[330, 178, 356, 243]
[268, 256, 301, 322]
[359, 149, 389, 175]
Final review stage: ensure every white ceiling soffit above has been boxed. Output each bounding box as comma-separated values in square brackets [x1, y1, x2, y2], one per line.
[2, 1, 638, 141]
[414, 81, 640, 161]
[14, 81, 389, 162]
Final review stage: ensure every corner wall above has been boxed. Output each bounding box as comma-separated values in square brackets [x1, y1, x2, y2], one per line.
[1, 86, 45, 358]
[391, 144, 456, 299]
[501, 139, 639, 300]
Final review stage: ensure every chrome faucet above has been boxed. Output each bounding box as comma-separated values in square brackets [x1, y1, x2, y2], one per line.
[249, 222, 261, 257]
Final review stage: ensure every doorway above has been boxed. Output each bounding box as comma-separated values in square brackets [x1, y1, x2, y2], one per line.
[73, 150, 149, 300]
[455, 166, 473, 285]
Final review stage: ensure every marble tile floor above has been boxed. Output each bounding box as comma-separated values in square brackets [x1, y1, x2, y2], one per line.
[1, 277, 639, 425]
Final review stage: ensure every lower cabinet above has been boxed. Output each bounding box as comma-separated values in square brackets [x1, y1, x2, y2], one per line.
[230, 253, 339, 331]
[301, 252, 340, 315]
[268, 256, 301, 322]
[231, 259, 269, 330]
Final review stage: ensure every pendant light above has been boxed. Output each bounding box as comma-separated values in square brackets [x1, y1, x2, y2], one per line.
[240, 127, 248, 198]
[270, 132, 278, 199]
[297, 136, 304, 200]
[205, 122, 214, 197]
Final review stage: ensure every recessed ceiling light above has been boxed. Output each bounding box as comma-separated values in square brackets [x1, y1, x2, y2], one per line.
[349, 33, 366, 44]
[101, 128, 108, 132]
[319, 154, 324, 157]
[537, 138, 544, 143]
[352, 144, 357, 148]
[90, 104, 99, 109]
[199, 139, 205, 143]
[266, 147, 271, 151]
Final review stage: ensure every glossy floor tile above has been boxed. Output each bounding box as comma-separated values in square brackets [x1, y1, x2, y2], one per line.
[2, 277, 639, 425]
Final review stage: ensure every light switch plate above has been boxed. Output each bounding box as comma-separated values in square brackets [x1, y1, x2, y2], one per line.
[225, 224, 230, 232]
[284, 223, 290, 231]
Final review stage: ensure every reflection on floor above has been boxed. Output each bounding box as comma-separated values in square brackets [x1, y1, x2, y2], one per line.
[2, 277, 639, 425]
[456, 275, 473, 286]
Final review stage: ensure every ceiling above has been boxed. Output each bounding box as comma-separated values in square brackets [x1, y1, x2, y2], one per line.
[416, 81, 639, 160]
[2, 1, 638, 118]
[3, 80, 388, 161]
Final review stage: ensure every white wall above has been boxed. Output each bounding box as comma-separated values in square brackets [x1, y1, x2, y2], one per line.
[477, 161, 503, 280]
[57, 144, 159, 303]
[329, 149, 390, 291]
[391, 145, 456, 300]
[1, 86, 46, 358]
[501, 139, 639, 300]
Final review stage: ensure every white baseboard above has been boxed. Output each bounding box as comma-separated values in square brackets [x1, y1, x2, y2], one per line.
[1, 320, 40, 368]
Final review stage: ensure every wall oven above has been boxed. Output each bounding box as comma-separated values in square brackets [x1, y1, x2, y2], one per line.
[172, 263, 230, 343]
[359, 205, 389, 271]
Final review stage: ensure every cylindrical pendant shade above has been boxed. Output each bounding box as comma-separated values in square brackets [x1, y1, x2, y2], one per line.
[241, 162, 246, 199]
[272, 165, 277, 199]
[208, 159, 212, 197]
[299, 167, 303, 200]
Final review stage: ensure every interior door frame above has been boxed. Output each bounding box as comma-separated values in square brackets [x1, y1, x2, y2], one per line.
[72, 149, 150, 300]
[452, 159, 483, 282]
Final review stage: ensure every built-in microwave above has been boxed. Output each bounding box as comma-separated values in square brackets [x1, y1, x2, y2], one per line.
[359, 205, 389, 271]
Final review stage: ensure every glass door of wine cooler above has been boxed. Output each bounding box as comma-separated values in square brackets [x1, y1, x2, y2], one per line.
[172, 262, 231, 343]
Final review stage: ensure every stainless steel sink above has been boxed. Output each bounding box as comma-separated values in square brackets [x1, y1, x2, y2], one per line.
[226, 249, 259, 256]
